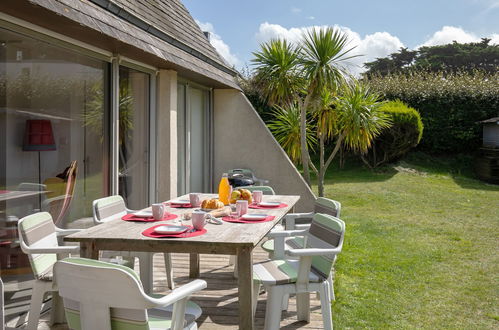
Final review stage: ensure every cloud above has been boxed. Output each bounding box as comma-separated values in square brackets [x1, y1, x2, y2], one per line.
[255, 22, 404, 76]
[490, 34, 499, 44]
[291, 7, 302, 13]
[195, 20, 241, 68]
[306, 16, 315, 20]
[418, 26, 480, 47]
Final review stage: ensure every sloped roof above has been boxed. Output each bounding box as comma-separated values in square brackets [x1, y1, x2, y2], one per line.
[7, 0, 239, 88]
[107, 0, 233, 70]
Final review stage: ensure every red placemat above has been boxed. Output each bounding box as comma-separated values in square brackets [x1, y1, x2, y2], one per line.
[166, 203, 193, 208]
[142, 225, 207, 238]
[0, 190, 10, 194]
[222, 215, 275, 224]
[121, 213, 178, 222]
[249, 203, 288, 209]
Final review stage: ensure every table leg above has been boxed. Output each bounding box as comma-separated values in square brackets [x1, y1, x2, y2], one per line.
[237, 246, 254, 329]
[189, 253, 200, 278]
[80, 241, 98, 259]
[138, 252, 154, 294]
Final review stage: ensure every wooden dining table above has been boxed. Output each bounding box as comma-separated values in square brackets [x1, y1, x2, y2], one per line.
[65, 193, 300, 329]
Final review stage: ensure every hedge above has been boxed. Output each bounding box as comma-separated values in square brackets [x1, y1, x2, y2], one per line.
[367, 71, 499, 154]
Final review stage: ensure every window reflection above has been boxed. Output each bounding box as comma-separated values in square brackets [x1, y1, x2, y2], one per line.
[0, 27, 109, 318]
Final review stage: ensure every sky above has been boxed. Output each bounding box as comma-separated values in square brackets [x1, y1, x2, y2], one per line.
[183, 0, 499, 75]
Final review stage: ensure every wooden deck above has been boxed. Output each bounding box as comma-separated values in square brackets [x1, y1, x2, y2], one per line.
[11, 244, 327, 329]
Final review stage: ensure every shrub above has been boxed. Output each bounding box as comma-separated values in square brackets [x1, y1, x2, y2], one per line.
[367, 70, 499, 154]
[361, 100, 423, 167]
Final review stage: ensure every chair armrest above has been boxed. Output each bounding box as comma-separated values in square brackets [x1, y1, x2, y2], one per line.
[286, 247, 342, 258]
[56, 228, 82, 237]
[22, 244, 80, 255]
[145, 279, 207, 307]
[284, 212, 314, 230]
[267, 229, 308, 238]
[294, 224, 311, 230]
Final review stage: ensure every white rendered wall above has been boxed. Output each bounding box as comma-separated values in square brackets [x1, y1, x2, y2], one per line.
[213, 89, 316, 212]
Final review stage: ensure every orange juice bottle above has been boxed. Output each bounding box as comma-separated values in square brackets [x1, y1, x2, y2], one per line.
[218, 173, 232, 205]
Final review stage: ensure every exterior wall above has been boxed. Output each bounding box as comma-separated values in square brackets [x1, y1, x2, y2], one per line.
[483, 124, 499, 148]
[156, 70, 178, 200]
[213, 89, 316, 212]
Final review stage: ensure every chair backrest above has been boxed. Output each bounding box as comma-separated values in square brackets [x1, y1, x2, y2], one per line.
[237, 185, 275, 195]
[93, 195, 127, 224]
[54, 258, 152, 330]
[18, 212, 58, 280]
[306, 213, 345, 279]
[314, 197, 341, 218]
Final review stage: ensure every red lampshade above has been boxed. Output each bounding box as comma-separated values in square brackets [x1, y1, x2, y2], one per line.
[23, 119, 56, 151]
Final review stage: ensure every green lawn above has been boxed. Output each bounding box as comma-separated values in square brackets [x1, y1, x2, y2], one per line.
[314, 154, 499, 329]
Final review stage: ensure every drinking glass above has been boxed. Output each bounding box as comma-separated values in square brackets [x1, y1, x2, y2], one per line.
[230, 203, 240, 219]
[253, 190, 263, 205]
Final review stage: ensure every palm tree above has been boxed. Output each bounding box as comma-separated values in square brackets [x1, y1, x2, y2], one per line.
[267, 103, 316, 164]
[252, 27, 356, 186]
[299, 27, 357, 185]
[251, 39, 302, 107]
[315, 79, 392, 196]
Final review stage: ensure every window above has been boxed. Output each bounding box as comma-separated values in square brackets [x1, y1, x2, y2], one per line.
[118, 66, 150, 209]
[177, 83, 211, 195]
[0, 25, 110, 316]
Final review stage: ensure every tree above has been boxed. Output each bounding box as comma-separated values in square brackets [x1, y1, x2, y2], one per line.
[363, 39, 499, 77]
[314, 80, 391, 195]
[252, 27, 356, 186]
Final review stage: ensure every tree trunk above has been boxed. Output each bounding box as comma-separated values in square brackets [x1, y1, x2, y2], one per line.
[299, 102, 311, 186]
[318, 131, 325, 197]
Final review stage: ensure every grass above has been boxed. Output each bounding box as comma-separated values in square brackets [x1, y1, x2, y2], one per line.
[312, 154, 499, 329]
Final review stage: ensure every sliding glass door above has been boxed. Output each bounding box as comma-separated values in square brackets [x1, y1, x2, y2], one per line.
[0, 25, 110, 319]
[118, 66, 150, 210]
[177, 83, 211, 195]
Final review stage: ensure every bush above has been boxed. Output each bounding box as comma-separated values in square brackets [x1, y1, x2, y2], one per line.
[362, 100, 423, 167]
[367, 70, 499, 154]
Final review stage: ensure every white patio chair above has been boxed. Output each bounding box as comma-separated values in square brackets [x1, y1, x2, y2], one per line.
[54, 257, 206, 330]
[261, 197, 341, 303]
[236, 185, 276, 195]
[93, 195, 175, 290]
[17, 212, 81, 330]
[228, 185, 276, 274]
[253, 213, 345, 330]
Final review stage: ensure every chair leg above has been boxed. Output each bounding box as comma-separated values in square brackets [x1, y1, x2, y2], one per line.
[296, 292, 310, 323]
[27, 281, 46, 330]
[49, 291, 65, 325]
[328, 272, 335, 301]
[319, 281, 333, 330]
[264, 286, 285, 330]
[163, 253, 175, 290]
[252, 281, 260, 317]
[281, 293, 290, 311]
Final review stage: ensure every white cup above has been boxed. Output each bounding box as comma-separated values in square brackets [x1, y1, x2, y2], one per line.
[152, 203, 165, 220]
[189, 193, 201, 207]
[236, 199, 248, 215]
[192, 210, 208, 230]
[252, 190, 263, 205]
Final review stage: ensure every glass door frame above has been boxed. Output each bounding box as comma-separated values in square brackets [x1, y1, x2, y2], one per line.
[111, 57, 158, 205]
[177, 79, 213, 195]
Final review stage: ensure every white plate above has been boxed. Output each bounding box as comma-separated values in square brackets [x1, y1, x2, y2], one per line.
[241, 214, 268, 221]
[154, 225, 190, 235]
[133, 211, 153, 218]
[258, 201, 281, 207]
[169, 199, 191, 205]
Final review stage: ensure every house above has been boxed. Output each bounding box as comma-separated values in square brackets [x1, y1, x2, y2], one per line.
[0, 0, 315, 321]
